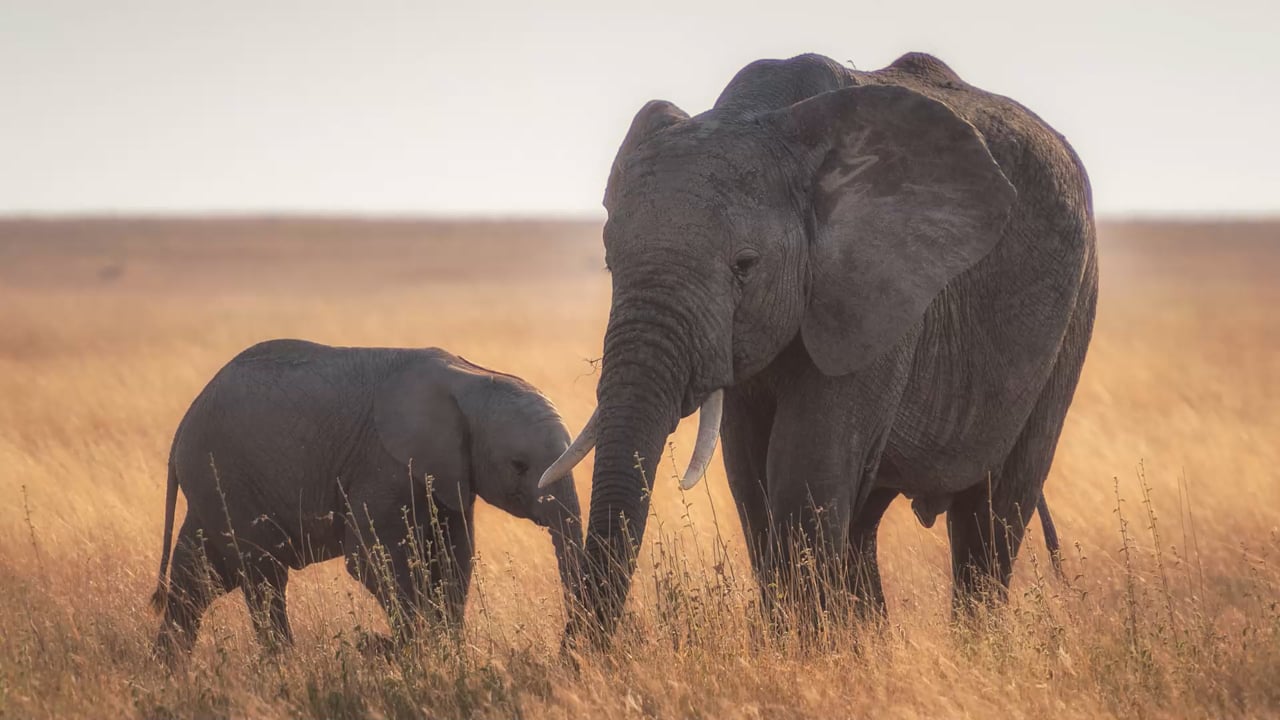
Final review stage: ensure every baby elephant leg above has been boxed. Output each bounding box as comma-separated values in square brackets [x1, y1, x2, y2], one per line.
[344, 501, 474, 641]
[154, 517, 241, 663]
[423, 503, 474, 629]
[242, 556, 293, 651]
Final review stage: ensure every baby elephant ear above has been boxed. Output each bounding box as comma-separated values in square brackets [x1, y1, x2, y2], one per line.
[780, 84, 1016, 376]
[374, 362, 472, 513]
[604, 99, 690, 209]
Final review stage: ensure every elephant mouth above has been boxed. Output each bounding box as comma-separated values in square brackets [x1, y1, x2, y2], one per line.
[680, 382, 723, 419]
[679, 387, 700, 418]
[539, 385, 725, 493]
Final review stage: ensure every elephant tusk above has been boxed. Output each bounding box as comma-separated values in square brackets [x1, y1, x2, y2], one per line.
[680, 389, 724, 490]
[539, 406, 600, 488]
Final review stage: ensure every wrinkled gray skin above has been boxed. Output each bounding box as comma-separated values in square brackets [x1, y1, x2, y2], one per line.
[151, 339, 583, 659]
[570, 52, 1096, 640]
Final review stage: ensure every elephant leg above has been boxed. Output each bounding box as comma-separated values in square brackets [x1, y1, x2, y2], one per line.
[720, 387, 776, 583]
[345, 530, 422, 639]
[946, 461, 1042, 610]
[948, 275, 1095, 611]
[154, 517, 241, 662]
[763, 350, 905, 623]
[242, 558, 292, 651]
[422, 502, 474, 629]
[345, 500, 474, 639]
[346, 544, 424, 640]
[846, 487, 898, 619]
[760, 482, 851, 641]
[763, 412, 855, 621]
[946, 395, 1063, 610]
[341, 485, 425, 637]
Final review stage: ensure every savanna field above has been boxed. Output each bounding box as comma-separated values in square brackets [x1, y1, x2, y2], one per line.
[0, 218, 1277, 719]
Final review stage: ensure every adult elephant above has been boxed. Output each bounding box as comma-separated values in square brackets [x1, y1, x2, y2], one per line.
[543, 52, 1096, 641]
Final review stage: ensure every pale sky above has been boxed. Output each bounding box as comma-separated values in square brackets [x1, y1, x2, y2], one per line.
[2, 0, 1277, 217]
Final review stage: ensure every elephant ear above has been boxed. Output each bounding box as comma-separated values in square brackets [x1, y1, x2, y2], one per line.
[374, 361, 472, 513]
[604, 99, 690, 209]
[781, 84, 1016, 376]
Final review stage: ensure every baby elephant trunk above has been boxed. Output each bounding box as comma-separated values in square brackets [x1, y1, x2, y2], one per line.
[539, 476, 586, 616]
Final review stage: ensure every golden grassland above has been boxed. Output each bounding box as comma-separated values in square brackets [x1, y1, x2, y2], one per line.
[0, 218, 1277, 719]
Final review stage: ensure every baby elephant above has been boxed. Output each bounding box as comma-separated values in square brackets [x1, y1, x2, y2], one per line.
[151, 339, 583, 659]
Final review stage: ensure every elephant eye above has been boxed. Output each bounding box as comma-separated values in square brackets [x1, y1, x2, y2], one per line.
[733, 250, 760, 278]
[512, 460, 529, 476]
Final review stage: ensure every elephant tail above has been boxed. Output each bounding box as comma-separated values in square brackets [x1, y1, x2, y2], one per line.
[150, 455, 179, 614]
[1038, 494, 1064, 578]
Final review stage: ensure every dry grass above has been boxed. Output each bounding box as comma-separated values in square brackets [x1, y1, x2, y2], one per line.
[1, 217, 1277, 719]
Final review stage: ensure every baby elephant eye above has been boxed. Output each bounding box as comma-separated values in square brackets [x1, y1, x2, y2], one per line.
[733, 249, 760, 278]
[512, 460, 529, 475]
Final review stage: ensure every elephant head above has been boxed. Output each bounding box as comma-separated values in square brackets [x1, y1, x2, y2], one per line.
[376, 358, 585, 613]
[540, 58, 1015, 639]
[466, 377, 586, 613]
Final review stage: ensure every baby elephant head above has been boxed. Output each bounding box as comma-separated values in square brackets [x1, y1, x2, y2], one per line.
[374, 355, 585, 612]
[463, 373, 586, 612]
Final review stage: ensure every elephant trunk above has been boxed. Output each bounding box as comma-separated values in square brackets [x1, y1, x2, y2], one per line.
[542, 476, 587, 616]
[571, 300, 697, 641]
